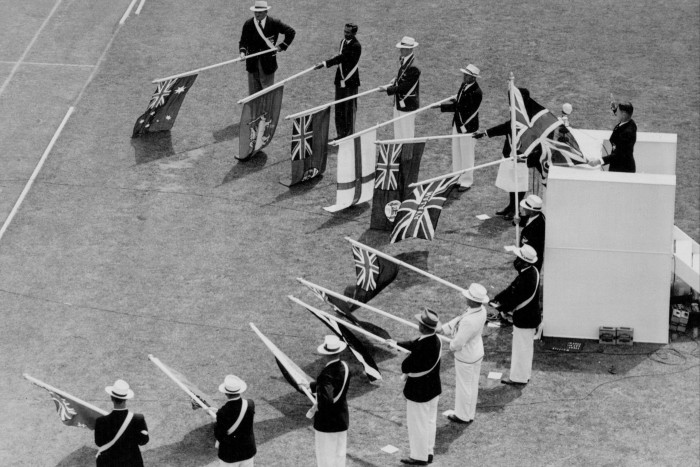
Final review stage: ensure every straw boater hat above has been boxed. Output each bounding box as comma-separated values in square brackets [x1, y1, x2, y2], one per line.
[415, 308, 440, 330]
[250, 1, 271, 11]
[219, 375, 247, 395]
[396, 36, 418, 48]
[519, 194, 543, 212]
[460, 64, 480, 77]
[462, 283, 489, 303]
[317, 335, 347, 355]
[514, 244, 538, 264]
[105, 379, 134, 400]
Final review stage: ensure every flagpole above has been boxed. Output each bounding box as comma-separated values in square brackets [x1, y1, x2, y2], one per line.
[344, 237, 467, 294]
[239, 65, 317, 105]
[152, 49, 277, 83]
[23, 373, 109, 416]
[509, 73, 521, 245]
[285, 86, 386, 120]
[375, 134, 473, 145]
[288, 295, 410, 353]
[409, 158, 512, 188]
[148, 355, 217, 419]
[330, 95, 457, 146]
[296, 278, 453, 344]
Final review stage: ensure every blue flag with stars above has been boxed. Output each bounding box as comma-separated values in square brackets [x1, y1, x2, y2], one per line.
[132, 74, 197, 137]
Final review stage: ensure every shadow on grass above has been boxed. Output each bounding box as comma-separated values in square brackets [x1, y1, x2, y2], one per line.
[220, 151, 268, 185]
[212, 122, 241, 143]
[131, 131, 175, 164]
[273, 175, 325, 202]
[475, 215, 511, 238]
[309, 203, 369, 232]
[356, 228, 391, 248]
[55, 445, 97, 467]
[434, 420, 473, 455]
[476, 384, 524, 414]
[392, 251, 430, 291]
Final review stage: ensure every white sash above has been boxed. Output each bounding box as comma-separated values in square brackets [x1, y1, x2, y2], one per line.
[396, 54, 417, 109]
[253, 19, 276, 50]
[514, 267, 540, 311]
[333, 362, 349, 403]
[458, 82, 480, 132]
[226, 399, 249, 436]
[406, 338, 442, 378]
[338, 40, 358, 88]
[96, 411, 134, 458]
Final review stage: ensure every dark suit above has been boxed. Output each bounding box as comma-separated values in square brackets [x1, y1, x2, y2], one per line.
[440, 81, 482, 133]
[386, 54, 420, 111]
[519, 213, 546, 269]
[311, 360, 350, 433]
[94, 410, 149, 467]
[239, 16, 295, 93]
[494, 265, 541, 329]
[603, 119, 637, 173]
[215, 398, 256, 463]
[324, 37, 362, 138]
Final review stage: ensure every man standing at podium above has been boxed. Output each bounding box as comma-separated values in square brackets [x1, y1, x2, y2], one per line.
[590, 100, 636, 173]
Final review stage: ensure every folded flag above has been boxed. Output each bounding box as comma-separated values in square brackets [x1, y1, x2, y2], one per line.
[24, 373, 107, 430]
[238, 86, 284, 160]
[132, 75, 197, 137]
[324, 130, 377, 212]
[148, 356, 217, 413]
[390, 174, 460, 243]
[538, 124, 587, 183]
[303, 304, 382, 381]
[281, 107, 331, 186]
[370, 142, 425, 230]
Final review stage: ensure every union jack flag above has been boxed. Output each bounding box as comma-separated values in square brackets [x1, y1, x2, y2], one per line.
[133, 74, 198, 137]
[390, 174, 460, 243]
[375, 143, 402, 190]
[291, 114, 313, 161]
[352, 245, 380, 291]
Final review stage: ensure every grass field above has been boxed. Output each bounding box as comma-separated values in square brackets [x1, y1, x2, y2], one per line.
[0, 0, 698, 466]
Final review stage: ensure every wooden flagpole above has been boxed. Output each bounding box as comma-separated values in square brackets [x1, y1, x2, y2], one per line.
[238, 66, 317, 105]
[152, 49, 277, 83]
[285, 86, 386, 120]
[23, 373, 109, 416]
[375, 133, 474, 145]
[148, 355, 217, 419]
[344, 237, 467, 294]
[287, 295, 410, 353]
[329, 95, 457, 146]
[409, 158, 512, 188]
[296, 277, 453, 344]
[509, 73, 521, 245]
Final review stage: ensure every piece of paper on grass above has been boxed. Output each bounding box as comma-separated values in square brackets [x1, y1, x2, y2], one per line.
[504, 245, 517, 253]
[488, 371, 503, 379]
[476, 214, 490, 220]
[381, 445, 399, 454]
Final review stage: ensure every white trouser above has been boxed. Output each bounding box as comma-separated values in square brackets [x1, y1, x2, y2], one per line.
[315, 430, 347, 467]
[393, 108, 415, 139]
[454, 358, 481, 421]
[219, 457, 254, 467]
[510, 326, 536, 383]
[452, 126, 475, 188]
[406, 396, 438, 462]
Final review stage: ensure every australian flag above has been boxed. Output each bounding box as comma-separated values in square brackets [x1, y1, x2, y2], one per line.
[282, 107, 331, 186]
[132, 75, 197, 137]
[390, 174, 460, 243]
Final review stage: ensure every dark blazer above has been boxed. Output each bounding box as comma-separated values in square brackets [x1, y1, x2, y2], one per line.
[94, 410, 149, 467]
[440, 81, 482, 133]
[398, 334, 442, 403]
[519, 213, 546, 268]
[324, 37, 361, 89]
[494, 265, 541, 329]
[239, 16, 296, 74]
[311, 360, 350, 433]
[386, 55, 420, 111]
[215, 398, 257, 463]
[603, 119, 636, 173]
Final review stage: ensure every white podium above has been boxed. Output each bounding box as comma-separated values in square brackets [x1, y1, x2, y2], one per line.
[542, 166, 676, 344]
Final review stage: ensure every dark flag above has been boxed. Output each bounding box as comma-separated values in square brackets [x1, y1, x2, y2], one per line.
[303, 305, 382, 381]
[324, 130, 377, 212]
[370, 142, 425, 230]
[537, 125, 587, 183]
[132, 75, 197, 137]
[238, 86, 284, 160]
[280, 107, 331, 186]
[390, 174, 460, 243]
[24, 374, 108, 430]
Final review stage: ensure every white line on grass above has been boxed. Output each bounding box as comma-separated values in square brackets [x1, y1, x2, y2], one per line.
[0, 60, 95, 68]
[0, 107, 75, 243]
[135, 0, 146, 15]
[0, 0, 63, 100]
[119, 0, 139, 25]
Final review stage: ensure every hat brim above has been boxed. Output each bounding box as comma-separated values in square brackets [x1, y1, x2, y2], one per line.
[519, 199, 541, 211]
[396, 42, 418, 48]
[317, 342, 347, 355]
[414, 313, 439, 329]
[514, 250, 538, 264]
[249, 6, 271, 11]
[462, 290, 489, 303]
[218, 381, 247, 395]
[105, 386, 134, 400]
[459, 69, 480, 77]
